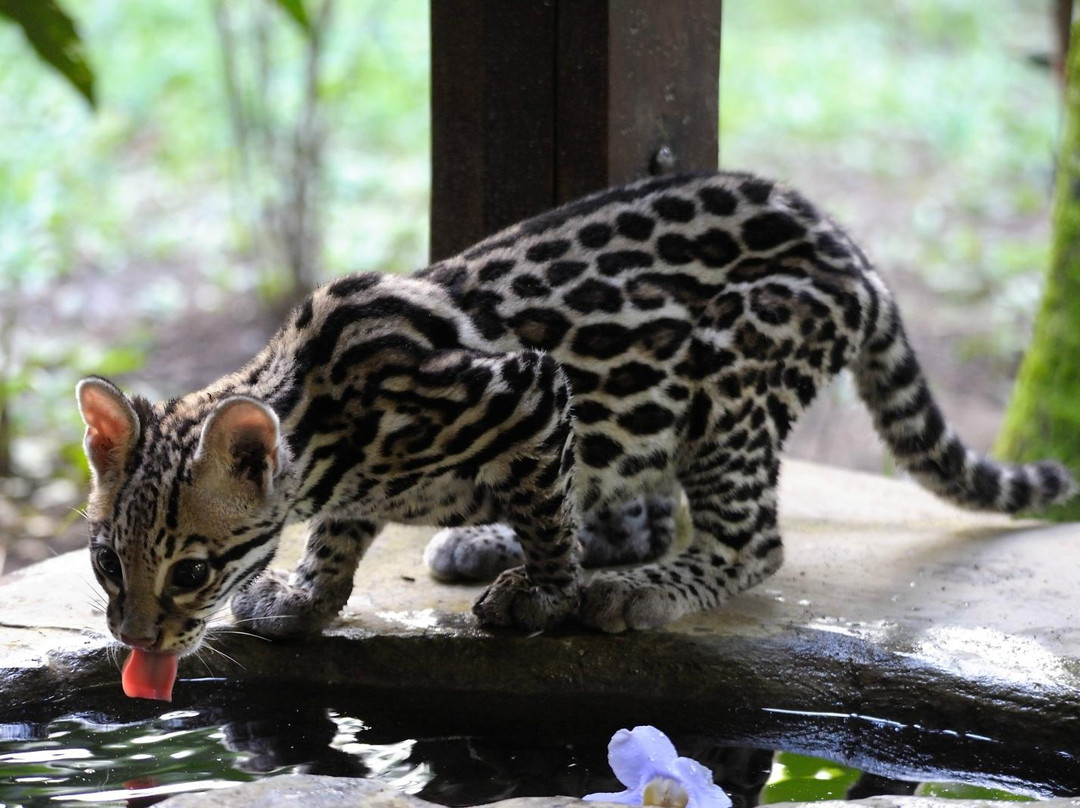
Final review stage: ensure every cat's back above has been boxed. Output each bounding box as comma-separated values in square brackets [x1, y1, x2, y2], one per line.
[418, 171, 867, 372]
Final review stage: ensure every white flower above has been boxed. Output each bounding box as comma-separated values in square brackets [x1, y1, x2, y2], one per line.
[584, 726, 732, 808]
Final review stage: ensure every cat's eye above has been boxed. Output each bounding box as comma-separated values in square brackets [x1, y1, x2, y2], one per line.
[94, 547, 123, 583]
[171, 559, 209, 590]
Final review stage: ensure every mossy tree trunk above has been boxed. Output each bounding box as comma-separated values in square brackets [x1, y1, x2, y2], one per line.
[996, 13, 1080, 520]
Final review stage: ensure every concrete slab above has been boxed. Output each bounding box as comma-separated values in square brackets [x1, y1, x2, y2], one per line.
[1, 461, 1078, 792]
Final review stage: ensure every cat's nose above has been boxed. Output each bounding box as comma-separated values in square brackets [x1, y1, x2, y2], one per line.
[120, 633, 158, 650]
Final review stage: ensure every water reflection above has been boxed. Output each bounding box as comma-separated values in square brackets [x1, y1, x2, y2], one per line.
[222, 708, 368, 777]
[0, 686, 1064, 807]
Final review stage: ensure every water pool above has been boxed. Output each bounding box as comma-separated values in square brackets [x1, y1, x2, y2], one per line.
[1, 678, 1075, 807]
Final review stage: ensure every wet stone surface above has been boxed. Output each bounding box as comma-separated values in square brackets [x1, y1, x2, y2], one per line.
[154, 774, 612, 807]
[1, 461, 1079, 802]
[153, 776, 1080, 808]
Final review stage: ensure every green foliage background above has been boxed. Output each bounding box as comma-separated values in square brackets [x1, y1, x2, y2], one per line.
[0, 0, 429, 485]
[997, 11, 1080, 520]
[0, 0, 1067, 497]
[721, 0, 1058, 362]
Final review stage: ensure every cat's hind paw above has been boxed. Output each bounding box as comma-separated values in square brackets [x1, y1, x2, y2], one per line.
[230, 570, 340, 639]
[472, 566, 580, 632]
[423, 525, 523, 583]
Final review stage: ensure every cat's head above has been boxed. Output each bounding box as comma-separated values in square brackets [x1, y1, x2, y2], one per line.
[75, 376, 290, 655]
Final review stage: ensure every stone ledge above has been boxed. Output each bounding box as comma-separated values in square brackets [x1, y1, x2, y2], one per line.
[155, 774, 608, 807]
[152, 775, 1080, 808]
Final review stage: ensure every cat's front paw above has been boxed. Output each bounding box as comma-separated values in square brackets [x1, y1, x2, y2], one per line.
[230, 570, 338, 640]
[579, 573, 693, 633]
[472, 566, 581, 632]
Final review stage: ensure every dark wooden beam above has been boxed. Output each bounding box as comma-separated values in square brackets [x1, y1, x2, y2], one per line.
[430, 0, 721, 262]
[430, 0, 556, 262]
[555, 1, 721, 203]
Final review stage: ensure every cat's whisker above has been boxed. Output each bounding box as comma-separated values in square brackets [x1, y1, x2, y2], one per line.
[226, 614, 299, 624]
[200, 641, 245, 671]
[84, 591, 109, 611]
[81, 580, 110, 614]
[190, 648, 215, 677]
[106, 644, 124, 673]
[210, 628, 272, 642]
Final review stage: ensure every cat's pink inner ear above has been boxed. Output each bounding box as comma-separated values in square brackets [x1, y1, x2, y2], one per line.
[201, 398, 281, 478]
[77, 381, 137, 475]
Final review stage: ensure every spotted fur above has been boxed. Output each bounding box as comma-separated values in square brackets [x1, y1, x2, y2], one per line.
[77, 170, 1076, 651]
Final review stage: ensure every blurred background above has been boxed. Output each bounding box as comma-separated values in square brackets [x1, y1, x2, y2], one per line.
[0, 0, 1064, 572]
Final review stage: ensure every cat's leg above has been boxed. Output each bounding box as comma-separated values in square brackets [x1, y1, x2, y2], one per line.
[469, 352, 583, 631]
[579, 439, 782, 633]
[231, 516, 382, 638]
[578, 486, 679, 567]
[424, 486, 678, 581]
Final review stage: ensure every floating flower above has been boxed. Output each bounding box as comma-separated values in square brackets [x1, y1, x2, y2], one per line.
[584, 725, 732, 808]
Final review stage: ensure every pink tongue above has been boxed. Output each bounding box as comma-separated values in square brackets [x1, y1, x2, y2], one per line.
[122, 649, 179, 701]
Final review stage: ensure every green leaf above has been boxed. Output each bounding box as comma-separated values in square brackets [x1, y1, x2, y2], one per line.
[0, 0, 95, 106]
[271, 0, 311, 33]
[760, 752, 862, 804]
[917, 782, 1034, 801]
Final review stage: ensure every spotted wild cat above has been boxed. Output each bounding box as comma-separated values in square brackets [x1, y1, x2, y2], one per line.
[78, 171, 1076, 664]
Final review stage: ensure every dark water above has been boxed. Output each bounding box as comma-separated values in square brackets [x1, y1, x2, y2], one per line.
[0, 678, 1072, 807]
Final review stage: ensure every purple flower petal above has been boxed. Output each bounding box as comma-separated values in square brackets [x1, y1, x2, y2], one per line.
[581, 786, 645, 804]
[584, 726, 732, 808]
[606, 725, 680, 787]
[671, 755, 733, 808]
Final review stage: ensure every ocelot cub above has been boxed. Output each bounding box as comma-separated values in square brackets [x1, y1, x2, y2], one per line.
[78, 170, 1076, 659]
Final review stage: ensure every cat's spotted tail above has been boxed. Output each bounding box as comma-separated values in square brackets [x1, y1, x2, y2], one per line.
[852, 294, 1076, 513]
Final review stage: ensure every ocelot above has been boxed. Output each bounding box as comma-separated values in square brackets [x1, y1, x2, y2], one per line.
[78, 170, 1076, 663]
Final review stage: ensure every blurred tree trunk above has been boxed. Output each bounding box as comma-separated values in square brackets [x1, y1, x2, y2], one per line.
[0, 308, 13, 478]
[0, 401, 11, 478]
[996, 10, 1080, 520]
[1052, 0, 1073, 88]
[214, 0, 331, 301]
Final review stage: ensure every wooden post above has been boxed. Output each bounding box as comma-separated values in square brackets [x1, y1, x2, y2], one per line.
[555, 2, 721, 203]
[429, 0, 556, 263]
[430, 0, 721, 262]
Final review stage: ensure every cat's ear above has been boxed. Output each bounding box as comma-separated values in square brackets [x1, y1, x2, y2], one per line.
[195, 396, 282, 497]
[76, 377, 141, 483]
